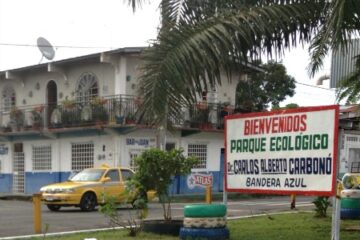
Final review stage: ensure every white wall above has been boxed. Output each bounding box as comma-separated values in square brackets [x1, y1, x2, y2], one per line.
[181, 132, 224, 172]
[340, 131, 360, 174]
[18, 135, 116, 173]
[0, 143, 11, 174]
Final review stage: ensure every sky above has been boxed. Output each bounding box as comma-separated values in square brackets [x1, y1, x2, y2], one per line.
[0, 0, 336, 107]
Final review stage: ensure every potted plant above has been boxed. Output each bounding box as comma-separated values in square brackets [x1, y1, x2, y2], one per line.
[219, 102, 234, 129]
[61, 99, 80, 127]
[125, 112, 136, 124]
[62, 99, 76, 109]
[31, 105, 44, 130]
[9, 107, 25, 131]
[113, 100, 125, 124]
[50, 108, 62, 128]
[130, 148, 198, 235]
[90, 97, 109, 125]
[192, 102, 211, 129]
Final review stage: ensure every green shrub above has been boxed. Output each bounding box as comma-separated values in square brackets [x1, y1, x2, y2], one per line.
[99, 193, 147, 237]
[130, 148, 198, 221]
[313, 196, 331, 217]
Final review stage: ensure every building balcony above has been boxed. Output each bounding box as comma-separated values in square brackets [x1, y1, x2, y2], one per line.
[0, 95, 234, 136]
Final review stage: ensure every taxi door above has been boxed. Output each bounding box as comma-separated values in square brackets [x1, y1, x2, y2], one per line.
[103, 168, 125, 202]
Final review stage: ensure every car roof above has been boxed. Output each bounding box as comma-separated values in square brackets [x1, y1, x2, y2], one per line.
[84, 164, 134, 172]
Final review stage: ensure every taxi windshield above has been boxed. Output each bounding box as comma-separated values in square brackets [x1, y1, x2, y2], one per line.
[71, 169, 105, 182]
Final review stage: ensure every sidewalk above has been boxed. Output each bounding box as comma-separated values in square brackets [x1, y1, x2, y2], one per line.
[0, 193, 32, 201]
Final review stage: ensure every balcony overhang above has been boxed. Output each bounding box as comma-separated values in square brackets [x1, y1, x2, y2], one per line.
[5, 71, 24, 87]
[1, 131, 52, 142]
[47, 63, 68, 85]
[100, 52, 118, 67]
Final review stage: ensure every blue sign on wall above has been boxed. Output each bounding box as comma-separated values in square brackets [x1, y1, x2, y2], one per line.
[0, 144, 8, 155]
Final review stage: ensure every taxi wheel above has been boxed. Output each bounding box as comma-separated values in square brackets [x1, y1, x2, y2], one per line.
[80, 192, 97, 212]
[47, 204, 61, 212]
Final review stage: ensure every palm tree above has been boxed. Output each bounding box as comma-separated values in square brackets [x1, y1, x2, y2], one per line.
[127, 0, 360, 124]
[308, 0, 360, 76]
[310, 0, 360, 104]
[337, 55, 360, 104]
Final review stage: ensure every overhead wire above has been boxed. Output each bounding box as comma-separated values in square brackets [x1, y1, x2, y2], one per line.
[295, 81, 335, 91]
[0, 42, 110, 49]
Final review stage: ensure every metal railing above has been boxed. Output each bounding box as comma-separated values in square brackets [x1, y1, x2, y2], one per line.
[0, 96, 234, 133]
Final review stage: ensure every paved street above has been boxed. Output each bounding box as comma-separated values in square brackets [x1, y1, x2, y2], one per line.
[0, 196, 315, 238]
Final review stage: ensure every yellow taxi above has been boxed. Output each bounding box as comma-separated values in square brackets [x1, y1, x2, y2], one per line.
[40, 165, 155, 212]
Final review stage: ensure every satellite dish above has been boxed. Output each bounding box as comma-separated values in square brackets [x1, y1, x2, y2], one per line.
[37, 37, 55, 62]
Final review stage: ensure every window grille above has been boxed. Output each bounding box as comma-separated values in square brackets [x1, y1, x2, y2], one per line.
[71, 142, 94, 171]
[76, 72, 98, 104]
[188, 144, 207, 168]
[32, 145, 52, 171]
[351, 162, 360, 173]
[2, 85, 16, 111]
[13, 152, 25, 193]
[347, 136, 358, 142]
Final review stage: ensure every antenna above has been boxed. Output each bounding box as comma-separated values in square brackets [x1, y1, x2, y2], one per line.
[37, 37, 55, 63]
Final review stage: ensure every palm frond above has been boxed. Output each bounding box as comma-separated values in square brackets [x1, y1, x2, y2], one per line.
[308, 0, 360, 76]
[126, 0, 147, 12]
[138, 1, 326, 125]
[336, 55, 360, 104]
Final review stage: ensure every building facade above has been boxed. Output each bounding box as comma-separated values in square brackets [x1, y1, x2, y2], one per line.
[0, 47, 248, 194]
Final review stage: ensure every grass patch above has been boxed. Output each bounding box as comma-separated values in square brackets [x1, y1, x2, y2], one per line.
[30, 230, 178, 240]
[29, 212, 360, 240]
[228, 212, 360, 240]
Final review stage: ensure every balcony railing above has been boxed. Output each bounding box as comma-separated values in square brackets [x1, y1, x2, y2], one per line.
[0, 95, 234, 134]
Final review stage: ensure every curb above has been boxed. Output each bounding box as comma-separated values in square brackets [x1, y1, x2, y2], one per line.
[0, 194, 32, 201]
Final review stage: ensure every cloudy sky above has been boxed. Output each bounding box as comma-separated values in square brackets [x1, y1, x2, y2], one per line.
[0, 0, 336, 107]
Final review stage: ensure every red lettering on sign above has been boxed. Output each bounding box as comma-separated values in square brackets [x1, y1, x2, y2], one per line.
[243, 114, 307, 135]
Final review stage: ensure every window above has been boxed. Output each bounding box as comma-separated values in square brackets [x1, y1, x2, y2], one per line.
[14, 143, 23, 153]
[105, 169, 120, 182]
[188, 144, 207, 168]
[165, 142, 176, 152]
[347, 136, 358, 142]
[71, 169, 105, 181]
[76, 72, 98, 103]
[71, 142, 94, 171]
[349, 148, 360, 173]
[121, 169, 133, 181]
[32, 145, 52, 171]
[2, 85, 16, 111]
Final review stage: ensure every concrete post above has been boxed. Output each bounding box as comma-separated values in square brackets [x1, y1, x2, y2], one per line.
[205, 185, 212, 204]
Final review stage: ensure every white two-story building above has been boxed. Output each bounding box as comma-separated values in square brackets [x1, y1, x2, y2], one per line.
[0, 47, 252, 194]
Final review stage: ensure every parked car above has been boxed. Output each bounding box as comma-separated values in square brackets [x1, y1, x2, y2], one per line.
[40, 164, 155, 212]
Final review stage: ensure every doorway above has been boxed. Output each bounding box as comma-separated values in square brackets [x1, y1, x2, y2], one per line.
[46, 80, 58, 126]
[12, 143, 24, 193]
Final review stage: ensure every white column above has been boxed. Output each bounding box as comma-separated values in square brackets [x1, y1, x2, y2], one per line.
[115, 56, 127, 96]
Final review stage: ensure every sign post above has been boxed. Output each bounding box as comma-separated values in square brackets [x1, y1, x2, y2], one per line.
[331, 185, 341, 240]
